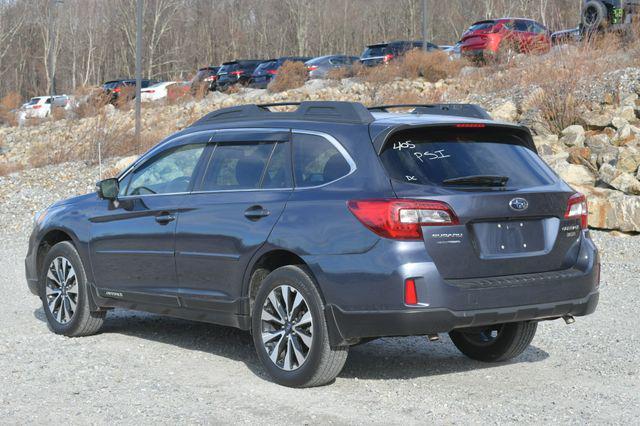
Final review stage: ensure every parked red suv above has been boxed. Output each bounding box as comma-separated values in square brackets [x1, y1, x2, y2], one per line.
[460, 18, 551, 62]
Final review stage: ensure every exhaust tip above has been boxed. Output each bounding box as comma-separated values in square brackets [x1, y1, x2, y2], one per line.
[427, 334, 440, 342]
[563, 315, 575, 325]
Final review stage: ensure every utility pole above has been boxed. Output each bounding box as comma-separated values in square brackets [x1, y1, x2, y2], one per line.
[135, 0, 143, 153]
[48, 0, 55, 100]
[48, 1, 63, 113]
[422, 0, 428, 51]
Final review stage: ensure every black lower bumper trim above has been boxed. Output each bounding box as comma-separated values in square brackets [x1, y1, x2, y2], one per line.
[325, 292, 599, 346]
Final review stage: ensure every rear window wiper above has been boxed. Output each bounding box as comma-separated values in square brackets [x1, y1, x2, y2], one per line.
[442, 175, 509, 187]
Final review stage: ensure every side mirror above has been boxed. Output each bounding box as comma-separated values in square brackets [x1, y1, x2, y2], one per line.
[96, 178, 119, 200]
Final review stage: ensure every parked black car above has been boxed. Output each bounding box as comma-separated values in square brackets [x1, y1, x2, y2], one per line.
[551, 27, 582, 44]
[191, 66, 221, 91]
[101, 79, 159, 104]
[26, 101, 599, 388]
[249, 57, 312, 89]
[360, 40, 440, 66]
[305, 55, 360, 79]
[215, 60, 264, 91]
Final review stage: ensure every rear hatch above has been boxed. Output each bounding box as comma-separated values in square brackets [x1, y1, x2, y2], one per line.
[217, 62, 240, 85]
[252, 61, 277, 85]
[378, 125, 583, 280]
[461, 20, 498, 49]
[360, 44, 390, 66]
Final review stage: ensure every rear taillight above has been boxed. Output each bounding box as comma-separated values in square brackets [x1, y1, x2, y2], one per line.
[113, 87, 121, 93]
[266, 69, 278, 75]
[383, 53, 394, 63]
[32, 105, 42, 109]
[230, 70, 244, 76]
[144, 90, 155, 93]
[404, 279, 418, 305]
[347, 199, 459, 240]
[204, 76, 217, 81]
[565, 193, 588, 229]
[307, 65, 318, 71]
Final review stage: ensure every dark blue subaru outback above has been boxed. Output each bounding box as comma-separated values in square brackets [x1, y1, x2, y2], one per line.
[25, 102, 600, 387]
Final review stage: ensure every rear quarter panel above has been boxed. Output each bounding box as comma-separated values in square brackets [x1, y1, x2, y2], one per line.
[268, 124, 392, 256]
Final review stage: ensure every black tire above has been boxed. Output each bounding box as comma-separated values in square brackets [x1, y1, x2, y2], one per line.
[449, 321, 537, 362]
[582, 0, 608, 32]
[39, 241, 106, 337]
[251, 265, 348, 387]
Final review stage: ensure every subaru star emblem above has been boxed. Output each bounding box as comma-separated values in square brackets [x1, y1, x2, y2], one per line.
[509, 198, 529, 211]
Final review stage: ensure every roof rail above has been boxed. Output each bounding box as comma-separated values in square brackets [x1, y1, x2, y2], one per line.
[192, 101, 376, 126]
[368, 104, 492, 120]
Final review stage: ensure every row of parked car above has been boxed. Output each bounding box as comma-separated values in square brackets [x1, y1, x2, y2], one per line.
[18, 13, 604, 116]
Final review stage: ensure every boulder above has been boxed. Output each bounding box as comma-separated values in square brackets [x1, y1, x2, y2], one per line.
[598, 163, 619, 184]
[615, 124, 634, 143]
[618, 105, 637, 122]
[610, 173, 640, 195]
[582, 110, 612, 129]
[541, 152, 570, 170]
[557, 164, 596, 186]
[596, 146, 619, 168]
[567, 146, 592, 166]
[490, 101, 518, 122]
[617, 146, 640, 174]
[533, 134, 562, 155]
[621, 93, 639, 106]
[560, 125, 585, 147]
[574, 185, 640, 232]
[584, 133, 610, 153]
[612, 117, 629, 129]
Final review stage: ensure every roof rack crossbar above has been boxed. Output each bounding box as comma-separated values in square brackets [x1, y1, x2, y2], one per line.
[368, 104, 492, 120]
[192, 101, 375, 126]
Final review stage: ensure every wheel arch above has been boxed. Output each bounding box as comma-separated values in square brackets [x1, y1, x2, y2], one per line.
[244, 247, 324, 314]
[36, 228, 77, 279]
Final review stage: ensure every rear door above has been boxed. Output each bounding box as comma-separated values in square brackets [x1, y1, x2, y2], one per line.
[175, 130, 293, 312]
[379, 125, 582, 279]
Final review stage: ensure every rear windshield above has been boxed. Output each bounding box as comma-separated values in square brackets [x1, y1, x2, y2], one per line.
[380, 128, 555, 189]
[362, 45, 389, 57]
[254, 61, 277, 73]
[218, 63, 238, 74]
[466, 21, 496, 32]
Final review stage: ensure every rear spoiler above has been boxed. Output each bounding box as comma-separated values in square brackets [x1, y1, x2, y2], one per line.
[372, 123, 538, 155]
[369, 104, 492, 120]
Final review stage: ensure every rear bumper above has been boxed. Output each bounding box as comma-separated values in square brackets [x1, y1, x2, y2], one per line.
[326, 291, 599, 346]
[308, 231, 600, 346]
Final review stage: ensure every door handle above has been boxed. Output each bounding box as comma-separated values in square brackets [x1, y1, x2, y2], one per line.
[244, 205, 270, 221]
[155, 212, 176, 225]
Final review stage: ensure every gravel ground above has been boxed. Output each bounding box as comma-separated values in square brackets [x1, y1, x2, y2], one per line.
[1, 164, 639, 424]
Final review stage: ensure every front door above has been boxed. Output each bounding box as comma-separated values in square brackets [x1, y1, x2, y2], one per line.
[175, 130, 293, 313]
[89, 138, 209, 304]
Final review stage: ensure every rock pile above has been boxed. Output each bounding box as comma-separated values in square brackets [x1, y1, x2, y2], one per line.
[2, 68, 640, 232]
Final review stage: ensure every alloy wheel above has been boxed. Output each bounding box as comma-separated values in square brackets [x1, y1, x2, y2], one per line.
[45, 256, 78, 324]
[260, 285, 313, 371]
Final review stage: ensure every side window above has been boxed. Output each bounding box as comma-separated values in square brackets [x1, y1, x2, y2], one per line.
[293, 133, 352, 187]
[514, 20, 530, 32]
[125, 144, 205, 195]
[200, 142, 274, 191]
[532, 23, 547, 34]
[262, 142, 292, 189]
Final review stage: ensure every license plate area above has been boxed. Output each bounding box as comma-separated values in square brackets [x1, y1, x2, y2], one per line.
[473, 220, 546, 257]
